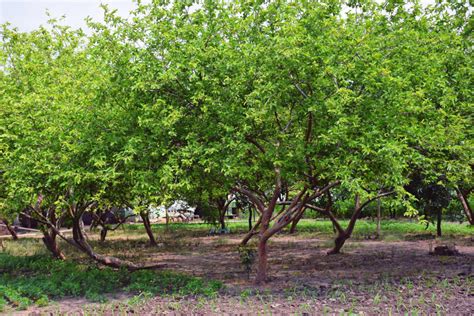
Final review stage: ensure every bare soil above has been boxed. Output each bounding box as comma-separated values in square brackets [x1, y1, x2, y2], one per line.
[16, 232, 474, 315]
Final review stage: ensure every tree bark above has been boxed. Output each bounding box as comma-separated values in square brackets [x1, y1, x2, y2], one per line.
[140, 211, 158, 246]
[24, 204, 164, 270]
[327, 233, 348, 255]
[237, 180, 339, 283]
[248, 207, 252, 231]
[376, 198, 381, 238]
[100, 227, 108, 242]
[326, 191, 394, 254]
[255, 237, 269, 284]
[241, 214, 262, 245]
[2, 219, 18, 240]
[436, 208, 442, 237]
[456, 188, 473, 225]
[42, 229, 65, 260]
[219, 211, 226, 230]
[289, 208, 305, 234]
[41, 210, 65, 259]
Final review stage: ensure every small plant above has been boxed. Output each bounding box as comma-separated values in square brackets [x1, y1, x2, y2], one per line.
[238, 245, 256, 279]
[373, 292, 381, 305]
[239, 288, 253, 300]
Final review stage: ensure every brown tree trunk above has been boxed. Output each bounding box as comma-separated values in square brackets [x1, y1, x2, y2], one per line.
[42, 229, 65, 260]
[255, 200, 274, 284]
[219, 210, 226, 230]
[248, 207, 253, 231]
[41, 210, 65, 259]
[100, 227, 108, 242]
[25, 203, 164, 270]
[140, 211, 157, 246]
[456, 189, 473, 225]
[69, 214, 164, 270]
[2, 219, 18, 240]
[241, 215, 261, 246]
[436, 208, 442, 237]
[327, 233, 348, 255]
[255, 237, 269, 284]
[289, 208, 305, 234]
[328, 195, 361, 255]
[376, 198, 381, 238]
[236, 180, 340, 283]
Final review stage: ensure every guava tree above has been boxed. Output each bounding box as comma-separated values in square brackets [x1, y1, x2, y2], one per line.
[0, 21, 164, 268]
[117, 0, 416, 283]
[0, 22, 98, 259]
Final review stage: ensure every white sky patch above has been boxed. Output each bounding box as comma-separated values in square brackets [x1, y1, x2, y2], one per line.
[0, 0, 139, 32]
[0, 0, 439, 33]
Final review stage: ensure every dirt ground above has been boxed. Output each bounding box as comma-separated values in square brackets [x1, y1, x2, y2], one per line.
[15, 233, 474, 315]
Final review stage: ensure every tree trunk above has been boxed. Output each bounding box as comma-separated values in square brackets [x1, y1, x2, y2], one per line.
[140, 212, 157, 246]
[42, 230, 65, 260]
[289, 208, 304, 234]
[376, 198, 381, 238]
[25, 206, 164, 270]
[219, 210, 226, 230]
[327, 195, 361, 255]
[436, 208, 442, 237]
[248, 207, 252, 231]
[70, 214, 164, 270]
[254, 201, 274, 284]
[2, 220, 18, 240]
[255, 237, 268, 284]
[241, 214, 262, 245]
[327, 233, 348, 255]
[456, 189, 473, 225]
[100, 227, 108, 242]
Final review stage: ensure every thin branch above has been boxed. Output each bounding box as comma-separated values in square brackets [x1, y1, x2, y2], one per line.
[244, 135, 266, 154]
[232, 187, 265, 213]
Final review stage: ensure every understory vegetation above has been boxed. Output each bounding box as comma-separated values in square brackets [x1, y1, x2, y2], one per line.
[0, 252, 223, 311]
[0, 220, 472, 313]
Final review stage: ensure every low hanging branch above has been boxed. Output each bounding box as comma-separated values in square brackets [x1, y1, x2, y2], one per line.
[1, 220, 18, 240]
[240, 211, 262, 245]
[21, 207, 165, 271]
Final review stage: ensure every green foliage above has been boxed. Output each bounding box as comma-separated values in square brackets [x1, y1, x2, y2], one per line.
[0, 0, 471, 222]
[0, 253, 223, 310]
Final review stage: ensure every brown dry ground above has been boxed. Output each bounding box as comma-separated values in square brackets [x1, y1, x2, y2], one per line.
[10, 230, 474, 315]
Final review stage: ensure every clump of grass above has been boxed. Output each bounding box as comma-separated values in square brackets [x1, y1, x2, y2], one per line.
[2, 239, 47, 257]
[0, 253, 223, 311]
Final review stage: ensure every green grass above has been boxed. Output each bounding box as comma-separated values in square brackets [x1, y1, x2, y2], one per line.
[122, 219, 473, 239]
[0, 253, 223, 311]
[292, 219, 473, 238]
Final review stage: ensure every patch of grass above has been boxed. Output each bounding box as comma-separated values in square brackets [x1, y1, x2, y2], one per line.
[1, 239, 47, 257]
[121, 219, 472, 240]
[126, 270, 223, 297]
[0, 253, 223, 311]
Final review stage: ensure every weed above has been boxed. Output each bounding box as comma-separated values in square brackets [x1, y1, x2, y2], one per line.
[239, 288, 253, 300]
